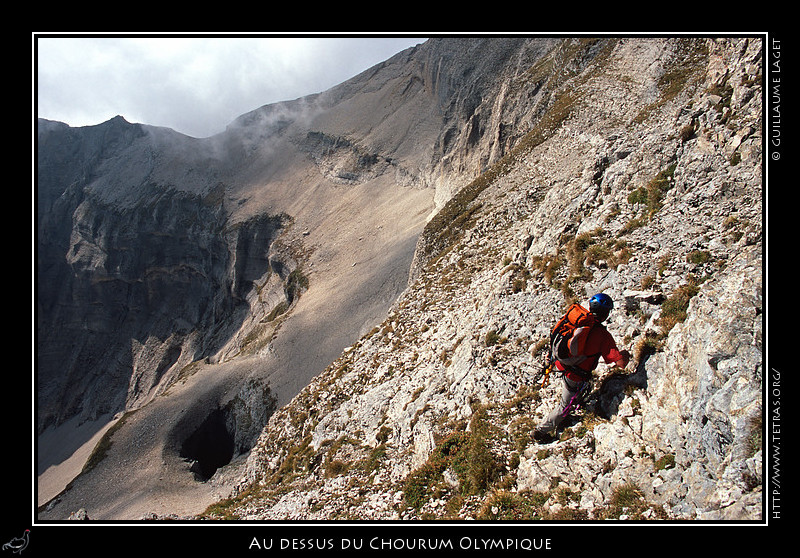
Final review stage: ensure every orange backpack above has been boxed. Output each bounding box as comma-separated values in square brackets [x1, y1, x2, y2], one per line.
[549, 303, 598, 371]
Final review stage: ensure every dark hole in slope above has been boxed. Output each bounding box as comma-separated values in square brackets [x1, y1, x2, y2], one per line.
[179, 409, 234, 481]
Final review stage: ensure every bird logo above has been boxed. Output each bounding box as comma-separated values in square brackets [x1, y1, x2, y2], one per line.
[2, 530, 29, 554]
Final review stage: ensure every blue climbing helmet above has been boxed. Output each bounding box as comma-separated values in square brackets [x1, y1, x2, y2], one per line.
[588, 293, 614, 321]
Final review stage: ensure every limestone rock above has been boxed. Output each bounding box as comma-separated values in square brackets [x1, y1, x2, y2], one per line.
[223, 37, 763, 522]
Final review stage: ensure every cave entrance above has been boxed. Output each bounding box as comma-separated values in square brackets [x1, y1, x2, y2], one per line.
[176, 378, 278, 482]
[179, 409, 235, 481]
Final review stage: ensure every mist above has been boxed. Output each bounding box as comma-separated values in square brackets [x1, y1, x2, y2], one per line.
[35, 35, 426, 139]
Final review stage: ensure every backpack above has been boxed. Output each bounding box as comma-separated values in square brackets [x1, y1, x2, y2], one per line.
[549, 303, 599, 376]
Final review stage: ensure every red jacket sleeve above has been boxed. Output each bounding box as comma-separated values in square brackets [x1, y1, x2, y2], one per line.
[585, 327, 624, 366]
[599, 331, 623, 364]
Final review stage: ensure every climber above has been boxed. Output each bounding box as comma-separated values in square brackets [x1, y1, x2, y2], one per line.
[533, 293, 631, 443]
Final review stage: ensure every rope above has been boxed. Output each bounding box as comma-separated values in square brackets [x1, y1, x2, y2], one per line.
[561, 379, 591, 418]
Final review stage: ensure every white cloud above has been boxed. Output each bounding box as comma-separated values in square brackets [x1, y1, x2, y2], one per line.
[35, 35, 425, 138]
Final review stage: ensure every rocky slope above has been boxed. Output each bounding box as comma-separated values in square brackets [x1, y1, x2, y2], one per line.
[200, 37, 764, 521]
[38, 37, 590, 519]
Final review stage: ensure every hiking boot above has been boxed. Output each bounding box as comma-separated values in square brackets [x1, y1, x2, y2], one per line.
[533, 427, 555, 443]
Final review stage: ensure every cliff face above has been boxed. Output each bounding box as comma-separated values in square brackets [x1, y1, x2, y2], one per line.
[37, 37, 763, 522]
[37, 119, 291, 430]
[213, 37, 763, 521]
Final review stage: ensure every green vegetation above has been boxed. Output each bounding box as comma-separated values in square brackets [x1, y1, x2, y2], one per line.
[286, 267, 309, 302]
[634, 332, 664, 361]
[198, 37, 736, 524]
[484, 329, 503, 347]
[82, 410, 137, 474]
[659, 282, 700, 333]
[200, 482, 259, 520]
[473, 481, 666, 521]
[602, 483, 651, 519]
[627, 163, 677, 219]
[398, 399, 670, 520]
[658, 39, 709, 100]
[403, 406, 501, 510]
[265, 301, 289, 322]
[530, 253, 563, 289]
[476, 490, 548, 520]
[686, 250, 711, 265]
[745, 413, 763, 458]
[654, 453, 676, 472]
[531, 227, 631, 304]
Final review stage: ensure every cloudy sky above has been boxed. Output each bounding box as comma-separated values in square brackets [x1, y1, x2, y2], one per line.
[35, 35, 427, 139]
